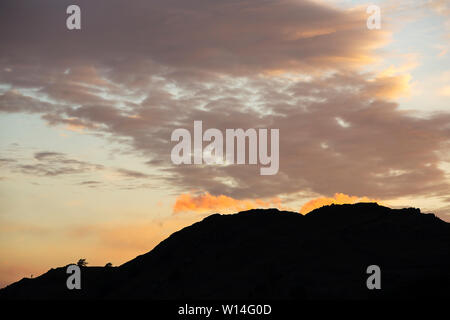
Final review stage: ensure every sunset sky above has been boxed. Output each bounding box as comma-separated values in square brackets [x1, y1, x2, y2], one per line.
[1, 0, 449, 287]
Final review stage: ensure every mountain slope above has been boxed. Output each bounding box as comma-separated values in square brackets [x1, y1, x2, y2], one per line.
[1, 203, 449, 299]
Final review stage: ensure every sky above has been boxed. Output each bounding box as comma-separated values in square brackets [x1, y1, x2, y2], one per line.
[0, 0, 449, 288]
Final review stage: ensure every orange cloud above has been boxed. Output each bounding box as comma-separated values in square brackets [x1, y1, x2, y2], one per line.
[368, 74, 413, 99]
[300, 193, 379, 214]
[367, 53, 418, 99]
[173, 192, 284, 214]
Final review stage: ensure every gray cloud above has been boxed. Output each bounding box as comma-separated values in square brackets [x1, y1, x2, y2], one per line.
[0, 0, 449, 201]
[79, 180, 101, 185]
[116, 168, 151, 179]
[0, 150, 156, 191]
[17, 152, 104, 177]
[0, 0, 388, 74]
[4, 71, 447, 200]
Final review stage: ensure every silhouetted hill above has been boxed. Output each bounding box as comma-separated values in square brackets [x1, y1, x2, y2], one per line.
[1, 203, 449, 299]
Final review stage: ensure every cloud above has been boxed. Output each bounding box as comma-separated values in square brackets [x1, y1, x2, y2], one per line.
[0, 0, 389, 75]
[366, 74, 413, 99]
[34, 152, 66, 161]
[0, 158, 16, 165]
[300, 192, 379, 214]
[0, 90, 57, 114]
[0, 0, 449, 202]
[14, 152, 104, 177]
[0, 151, 154, 190]
[79, 180, 101, 187]
[116, 168, 151, 179]
[2, 70, 450, 200]
[173, 192, 284, 214]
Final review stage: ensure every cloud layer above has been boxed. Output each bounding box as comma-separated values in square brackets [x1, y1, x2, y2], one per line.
[1, 0, 449, 202]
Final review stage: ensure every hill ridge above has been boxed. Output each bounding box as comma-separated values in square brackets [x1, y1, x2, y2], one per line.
[1, 202, 449, 299]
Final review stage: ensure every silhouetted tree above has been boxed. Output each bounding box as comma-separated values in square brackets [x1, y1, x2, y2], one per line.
[77, 258, 88, 267]
[105, 262, 113, 268]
